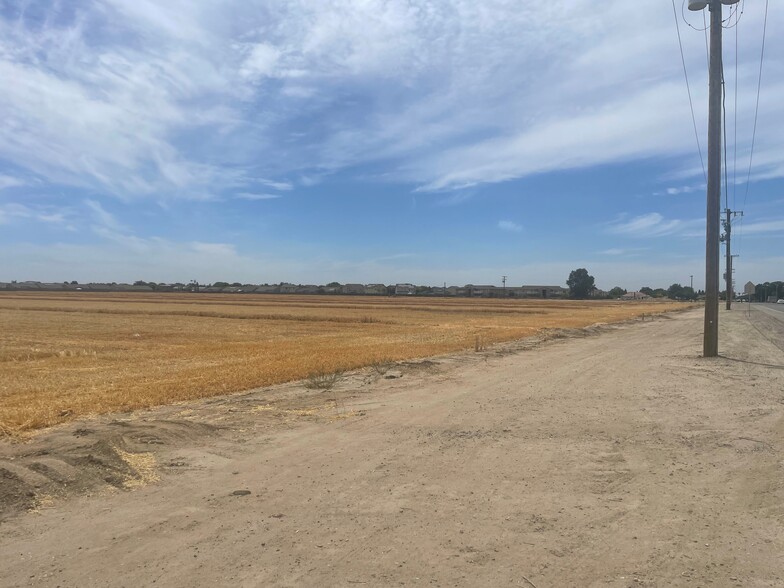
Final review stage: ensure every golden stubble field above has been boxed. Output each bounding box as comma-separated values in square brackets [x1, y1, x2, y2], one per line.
[0, 292, 690, 435]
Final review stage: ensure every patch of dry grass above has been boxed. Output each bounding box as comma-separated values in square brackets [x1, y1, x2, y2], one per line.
[0, 292, 692, 434]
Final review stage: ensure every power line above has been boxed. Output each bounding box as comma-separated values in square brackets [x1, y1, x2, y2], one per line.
[681, 0, 744, 31]
[742, 0, 769, 208]
[702, 10, 710, 71]
[732, 10, 739, 210]
[671, 0, 706, 182]
[722, 65, 729, 210]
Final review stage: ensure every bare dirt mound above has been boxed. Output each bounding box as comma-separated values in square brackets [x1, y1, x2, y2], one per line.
[0, 419, 219, 521]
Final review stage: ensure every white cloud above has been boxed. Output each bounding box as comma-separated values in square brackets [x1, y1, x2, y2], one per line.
[606, 213, 702, 238]
[656, 185, 703, 196]
[741, 219, 784, 235]
[240, 44, 282, 80]
[235, 192, 282, 201]
[0, 202, 73, 227]
[0, 0, 782, 198]
[84, 200, 127, 233]
[0, 174, 25, 190]
[498, 220, 522, 233]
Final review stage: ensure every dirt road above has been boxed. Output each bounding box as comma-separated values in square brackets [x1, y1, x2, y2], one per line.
[1, 308, 782, 587]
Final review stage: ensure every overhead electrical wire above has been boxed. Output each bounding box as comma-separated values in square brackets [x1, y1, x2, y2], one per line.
[681, 0, 744, 31]
[742, 0, 769, 208]
[722, 66, 729, 211]
[672, 0, 706, 182]
[732, 9, 739, 211]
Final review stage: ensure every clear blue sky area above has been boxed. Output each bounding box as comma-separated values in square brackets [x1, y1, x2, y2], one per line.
[1, 1, 781, 291]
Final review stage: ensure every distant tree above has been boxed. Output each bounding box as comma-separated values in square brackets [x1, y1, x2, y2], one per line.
[667, 283, 682, 299]
[754, 281, 783, 301]
[70, 280, 78, 285]
[567, 268, 596, 299]
[640, 286, 654, 297]
[667, 283, 696, 300]
[326, 282, 341, 288]
[608, 286, 626, 299]
[213, 282, 229, 288]
[133, 280, 146, 286]
[231, 282, 242, 287]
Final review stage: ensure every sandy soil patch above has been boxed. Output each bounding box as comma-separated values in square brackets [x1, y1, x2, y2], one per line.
[0, 306, 781, 587]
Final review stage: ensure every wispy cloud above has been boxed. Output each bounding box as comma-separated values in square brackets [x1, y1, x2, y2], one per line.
[498, 220, 522, 233]
[235, 193, 282, 201]
[599, 247, 648, 257]
[0, 174, 25, 191]
[741, 219, 784, 235]
[654, 184, 704, 196]
[0, 202, 73, 227]
[1, 1, 780, 200]
[606, 213, 702, 238]
[84, 200, 127, 233]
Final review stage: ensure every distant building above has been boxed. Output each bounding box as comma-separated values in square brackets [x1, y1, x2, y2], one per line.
[365, 284, 387, 296]
[296, 285, 320, 294]
[254, 285, 279, 294]
[621, 291, 651, 300]
[467, 285, 497, 297]
[342, 283, 366, 295]
[516, 285, 569, 299]
[394, 283, 416, 295]
[279, 283, 297, 294]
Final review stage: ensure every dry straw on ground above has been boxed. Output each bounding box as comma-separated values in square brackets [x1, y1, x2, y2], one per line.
[0, 292, 690, 434]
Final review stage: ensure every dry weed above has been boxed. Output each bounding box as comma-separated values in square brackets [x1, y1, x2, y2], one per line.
[304, 369, 344, 391]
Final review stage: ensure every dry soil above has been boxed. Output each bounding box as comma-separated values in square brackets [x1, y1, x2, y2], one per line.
[0, 306, 782, 587]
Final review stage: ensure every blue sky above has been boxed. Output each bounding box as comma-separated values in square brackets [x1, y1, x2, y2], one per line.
[1, 0, 782, 290]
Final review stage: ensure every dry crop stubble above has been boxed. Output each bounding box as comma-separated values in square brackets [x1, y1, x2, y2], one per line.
[0, 292, 691, 434]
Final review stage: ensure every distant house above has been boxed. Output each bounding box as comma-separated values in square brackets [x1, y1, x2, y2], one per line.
[342, 283, 366, 295]
[279, 283, 297, 294]
[296, 285, 320, 295]
[466, 285, 497, 297]
[40, 283, 66, 291]
[621, 291, 651, 300]
[254, 285, 279, 294]
[394, 283, 416, 296]
[517, 285, 569, 299]
[124, 284, 154, 292]
[365, 283, 387, 296]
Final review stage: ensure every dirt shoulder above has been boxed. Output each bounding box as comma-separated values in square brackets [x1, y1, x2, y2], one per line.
[1, 307, 782, 587]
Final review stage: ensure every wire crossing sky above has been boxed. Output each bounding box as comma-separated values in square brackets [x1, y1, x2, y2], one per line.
[0, 1, 782, 289]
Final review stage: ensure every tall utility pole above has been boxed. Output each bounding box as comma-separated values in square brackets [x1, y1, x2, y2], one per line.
[721, 208, 743, 310]
[688, 0, 739, 357]
[501, 275, 507, 296]
[690, 275, 694, 290]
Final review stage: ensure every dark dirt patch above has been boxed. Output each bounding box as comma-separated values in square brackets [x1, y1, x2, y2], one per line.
[0, 419, 220, 522]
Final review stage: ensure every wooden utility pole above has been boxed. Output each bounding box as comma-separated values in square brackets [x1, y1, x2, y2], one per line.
[702, 0, 726, 357]
[722, 208, 743, 310]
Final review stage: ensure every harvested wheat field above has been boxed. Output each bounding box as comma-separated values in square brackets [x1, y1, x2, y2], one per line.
[0, 291, 689, 434]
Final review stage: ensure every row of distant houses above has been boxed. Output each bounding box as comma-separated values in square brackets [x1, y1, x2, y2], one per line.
[0, 281, 571, 298]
